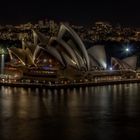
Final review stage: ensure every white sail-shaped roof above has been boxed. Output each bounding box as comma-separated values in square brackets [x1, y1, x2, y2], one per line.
[32, 30, 38, 45]
[111, 57, 134, 70]
[49, 37, 81, 69]
[111, 57, 123, 69]
[8, 47, 34, 66]
[87, 45, 107, 69]
[88, 54, 100, 67]
[32, 30, 48, 46]
[37, 46, 65, 67]
[58, 24, 90, 70]
[122, 56, 137, 69]
[8, 48, 26, 65]
[60, 52, 79, 69]
[22, 39, 36, 54]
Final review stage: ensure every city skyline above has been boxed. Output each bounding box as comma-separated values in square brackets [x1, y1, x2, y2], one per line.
[0, 0, 140, 27]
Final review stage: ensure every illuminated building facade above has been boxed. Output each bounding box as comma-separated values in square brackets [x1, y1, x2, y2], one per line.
[6, 24, 138, 81]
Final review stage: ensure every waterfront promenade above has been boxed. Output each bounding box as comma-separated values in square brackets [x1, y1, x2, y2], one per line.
[0, 78, 140, 88]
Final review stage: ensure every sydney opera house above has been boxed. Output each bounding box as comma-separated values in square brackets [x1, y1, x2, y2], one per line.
[5, 24, 138, 82]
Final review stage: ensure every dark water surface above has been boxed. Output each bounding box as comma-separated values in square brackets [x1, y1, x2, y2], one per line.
[0, 84, 140, 140]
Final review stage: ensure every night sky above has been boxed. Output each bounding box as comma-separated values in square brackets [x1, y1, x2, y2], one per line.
[0, 0, 140, 26]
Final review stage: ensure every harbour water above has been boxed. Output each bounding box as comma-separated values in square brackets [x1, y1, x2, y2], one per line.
[0, 84, 140, 140]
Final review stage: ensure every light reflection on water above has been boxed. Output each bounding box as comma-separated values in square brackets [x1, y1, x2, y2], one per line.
[0, 84, 140, 140]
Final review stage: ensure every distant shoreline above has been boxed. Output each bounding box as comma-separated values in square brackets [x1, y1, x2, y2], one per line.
[0, 79, 140, 89]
